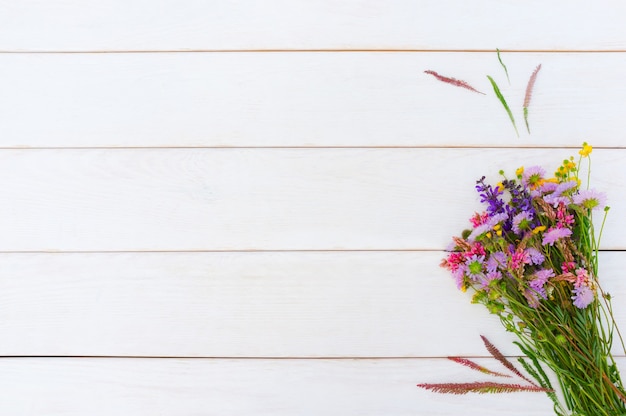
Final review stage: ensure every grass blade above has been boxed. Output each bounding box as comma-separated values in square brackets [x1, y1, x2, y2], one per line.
[496, 48, 510, 84]
[486, 75, 519, 137]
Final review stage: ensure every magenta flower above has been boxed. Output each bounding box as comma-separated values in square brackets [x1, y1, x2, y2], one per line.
[542, 227, 572, 246]
[510, 249, 529, 269]
[574, 268, 589, 289]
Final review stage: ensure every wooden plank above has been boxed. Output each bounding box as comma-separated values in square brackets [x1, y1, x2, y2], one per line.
[0, 356, 575, 415]
[0, 52, 625, 147]
[0, 1, 625, 51]
[1, 251, 625, 357]
[0, 148, 623, 252]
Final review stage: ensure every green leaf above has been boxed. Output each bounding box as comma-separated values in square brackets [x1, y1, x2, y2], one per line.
[496, 48, 510, 84]
[487, 75, 519, 137]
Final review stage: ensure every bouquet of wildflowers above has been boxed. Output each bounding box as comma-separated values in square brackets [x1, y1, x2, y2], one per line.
[429, 144, 626, 415]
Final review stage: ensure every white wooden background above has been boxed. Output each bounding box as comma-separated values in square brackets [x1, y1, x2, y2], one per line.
[1, 1, 626, 414]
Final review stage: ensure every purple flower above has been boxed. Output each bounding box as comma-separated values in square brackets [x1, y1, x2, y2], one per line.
[542, 227, 572, 246]
[475, 176, 505, 216]
[572, 285, 595, 308]
[522, 166, 545, 189]
[512, 211, 533, 234]
[531, 269, 555, 288]
[465, 255, 485, 280]
[543, 180, 578, 205]
[526, 268, 554, 303]
[573, 189, 607, 211]
[525, 247, 545, 265]
[486, 251, 507, 272]
[452, 265, 467, 290]
[531, 181, 558, 198]
[477, 270, 502, 289]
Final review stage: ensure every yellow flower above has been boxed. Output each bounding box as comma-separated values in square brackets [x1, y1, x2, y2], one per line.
[532, 225, 547, 234]
[515, 166, 524, 177]
[579, 142, 592, 157]
[496, 182, 504, 192]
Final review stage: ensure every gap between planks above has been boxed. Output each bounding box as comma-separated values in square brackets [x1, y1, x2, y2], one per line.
[0, 355, 575, 359]
[1, 49, 626, 54]
[1, 146, 626, 150]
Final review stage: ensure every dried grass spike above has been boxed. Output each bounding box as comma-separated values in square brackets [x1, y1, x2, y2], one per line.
[424, 70, 485, 95]
[417, 381, 549, 395]
[480, 335, 538, 386]
[448, 356, 511, 378]
[523, 64, 542, 134]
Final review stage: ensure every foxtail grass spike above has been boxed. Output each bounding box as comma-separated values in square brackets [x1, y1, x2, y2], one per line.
[447, 356, 511, 378]
[486, 75, 519, 137]
[496, 48, 510, 84]
[523, 64, 542, 134]
[480, 335, 537, 386]
[424, 70, 485, 95]
[416, 381, 549, 395]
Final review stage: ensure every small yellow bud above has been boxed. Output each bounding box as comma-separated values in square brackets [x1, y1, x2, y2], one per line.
[532, 225, 547, 234]
[515, 166, 524, 177]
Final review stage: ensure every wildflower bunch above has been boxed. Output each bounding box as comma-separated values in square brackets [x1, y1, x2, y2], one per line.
[439, 144, 626, 415]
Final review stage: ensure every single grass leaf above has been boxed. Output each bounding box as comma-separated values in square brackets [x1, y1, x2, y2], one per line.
[523, 64, 542, 134]
[417, 381, 550, 395]
[486, 75, 519, 137]
[448, 357, 511, 378]
[424, 70, 485, 95]
[480, 335, 537, 386]
[496, 48, 510, 84]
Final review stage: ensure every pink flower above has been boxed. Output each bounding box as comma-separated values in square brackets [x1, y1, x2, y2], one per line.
[542, 227, 572, 246]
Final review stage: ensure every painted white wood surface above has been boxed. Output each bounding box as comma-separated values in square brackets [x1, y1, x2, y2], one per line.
[1, 251, 625, 358]
[0, 357, 588, 416]
[0, 148, 622, 251]
[0, 52, 625, 147]
[1, 1, 626, 415]
[0, 1, 624, 52]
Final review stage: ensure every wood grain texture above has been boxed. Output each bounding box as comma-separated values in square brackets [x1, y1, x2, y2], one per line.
[0, 356, 580, 415]
[1, 251, 625, 357]
[0, 148, 622, 252]
[0, 1, 625, 51]
[0, 52, 625, 147]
